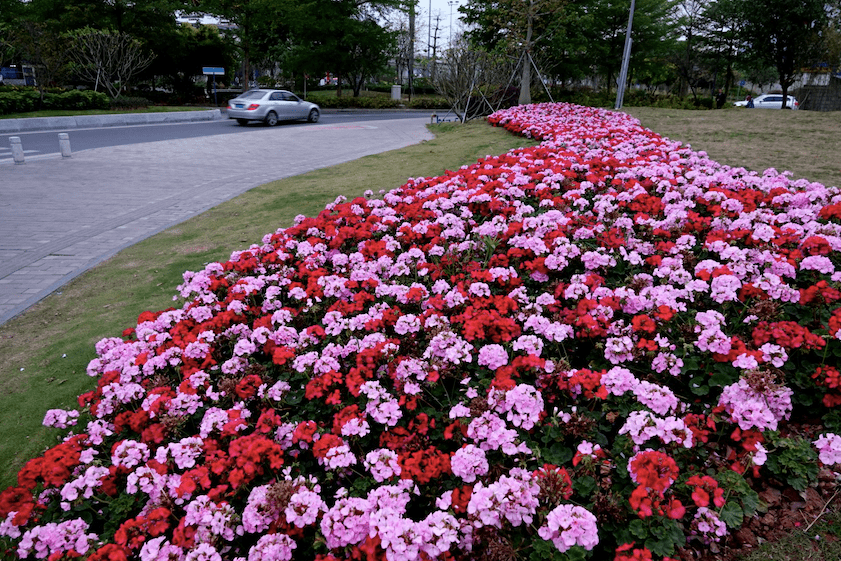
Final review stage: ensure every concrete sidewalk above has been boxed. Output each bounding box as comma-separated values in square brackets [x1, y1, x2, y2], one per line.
[0, 116, 435, 325]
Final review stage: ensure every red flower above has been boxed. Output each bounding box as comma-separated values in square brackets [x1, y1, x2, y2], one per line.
[235, 374, 263, 399]
[631, 315, 656, 334]
[86, 544, 130, 561]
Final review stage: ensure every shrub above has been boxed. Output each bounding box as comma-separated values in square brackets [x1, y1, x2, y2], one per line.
[1, 103, 840, 561]
[109, 96, 151, 110]
[407, 97, 449, 110]
[315, 95, 401, 109]
[0, 89, 40, 115]
[0, 88, 110, 114]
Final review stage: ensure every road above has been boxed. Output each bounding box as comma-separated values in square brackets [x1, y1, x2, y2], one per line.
[0, 110, 431, 163]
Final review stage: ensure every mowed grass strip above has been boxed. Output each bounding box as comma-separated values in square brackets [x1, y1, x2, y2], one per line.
[0, 120, 537, 489]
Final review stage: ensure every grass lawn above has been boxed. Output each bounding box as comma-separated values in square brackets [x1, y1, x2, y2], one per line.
[1, 106, 839, 559]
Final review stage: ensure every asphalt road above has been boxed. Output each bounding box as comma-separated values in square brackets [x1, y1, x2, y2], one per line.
[0, 110, 432, 162]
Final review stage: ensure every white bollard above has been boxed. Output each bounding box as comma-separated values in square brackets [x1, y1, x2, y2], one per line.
[10, 136, 24, 164]
[58, 133, 72, 158]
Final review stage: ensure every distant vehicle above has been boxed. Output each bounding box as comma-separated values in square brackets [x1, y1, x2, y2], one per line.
[734, 93, 799, 110]
[227, 89, 320, 126]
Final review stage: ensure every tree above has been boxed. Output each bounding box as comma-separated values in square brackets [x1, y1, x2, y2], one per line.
[9, 21, 70, 96]
[732, 0, 832, 108]
[579, 0, 676, 96]
[200, 0, 275, 91]
[282, 0, 402, 96]
[670, 0, 709, 98]
[695, 0, 744, 97]
[148, 23, 235, 99]
[65, 27, 155, 97]
[432, 35, 512, 121]
[21, 0, 194, 93]
[460, 0, 567, 104]
[390, 5, 427, 92]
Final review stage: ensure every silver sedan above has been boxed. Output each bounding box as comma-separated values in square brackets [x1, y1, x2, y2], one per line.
[227, 89, 321, 126]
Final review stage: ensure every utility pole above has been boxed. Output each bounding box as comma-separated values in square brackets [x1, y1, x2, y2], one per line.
[614, 0, 635, 110]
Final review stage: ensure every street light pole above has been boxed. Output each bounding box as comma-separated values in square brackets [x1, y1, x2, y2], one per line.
[614, 0, 635, 110]
[448, 0, 458, 45]
[428, 0, 432, 61]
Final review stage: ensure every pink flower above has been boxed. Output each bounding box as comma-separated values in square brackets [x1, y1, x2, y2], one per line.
[451, 445, 489, 483]
[364, 449, 402, 482]
[814, 433, 841, 465]
[537, 504, 599, 552]
[477, 344, 509, 371]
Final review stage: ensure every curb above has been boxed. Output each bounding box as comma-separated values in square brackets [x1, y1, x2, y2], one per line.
[0, 109, 225, 133]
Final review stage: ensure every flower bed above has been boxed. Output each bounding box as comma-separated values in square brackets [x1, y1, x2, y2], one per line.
[3, 102, 841, 561]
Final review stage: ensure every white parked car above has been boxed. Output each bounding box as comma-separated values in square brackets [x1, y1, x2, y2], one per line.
[227, 89, 321, 126]
[734, 93, 799, 110]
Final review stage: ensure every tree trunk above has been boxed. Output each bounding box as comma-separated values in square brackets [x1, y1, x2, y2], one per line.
[517, 2, 534, 105]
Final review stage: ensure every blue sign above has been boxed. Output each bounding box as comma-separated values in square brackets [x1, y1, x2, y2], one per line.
[739, 80, 745, 86]
[202, 67, 225, 76]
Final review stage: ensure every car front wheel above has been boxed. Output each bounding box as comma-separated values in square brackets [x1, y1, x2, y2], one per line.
[265, 111, 279, 126]
[308, 109, 320, 123]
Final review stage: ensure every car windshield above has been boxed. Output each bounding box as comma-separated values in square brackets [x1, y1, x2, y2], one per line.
[238, 90, 268, 100]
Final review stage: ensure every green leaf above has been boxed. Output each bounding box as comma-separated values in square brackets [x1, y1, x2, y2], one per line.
[565, 547, 587, 561]
[681, 356, 700, 373]
[572, 475, 597, 498]
[689, 375, 710, 396]
[529, 539, 555, 561]
[544, 443, 574, 465]
[709, 368, 735, 387]
[719, 501, 745, 527]
[741, 491, 760, 516]
[629, 518, 648, 540]
[645, 536, 675, 559]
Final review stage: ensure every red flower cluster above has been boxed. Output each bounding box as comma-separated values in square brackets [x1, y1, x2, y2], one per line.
[751, 321, 826, 351]
[615, 542, 678, 561]
[685, 475, 725, 509]
[628, 451, 684, 519]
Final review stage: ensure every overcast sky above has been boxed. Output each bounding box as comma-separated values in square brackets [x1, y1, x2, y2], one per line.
[414, 0, 465, 50]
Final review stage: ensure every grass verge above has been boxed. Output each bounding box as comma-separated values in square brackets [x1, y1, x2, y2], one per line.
[0, 120, 537, 490]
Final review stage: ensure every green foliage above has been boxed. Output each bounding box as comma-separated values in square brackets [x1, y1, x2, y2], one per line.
[0, 87, 108, 114]
[733, 0, 834, 94]
[0, 88, 40, 114]
[314, 95, 401, 109]
[407, 97, 449, 110]
[715, 469, 761, 524]
[108, 95, 151, 109]
[764, 432, 820, 492]
[533, 88, 717, 110]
